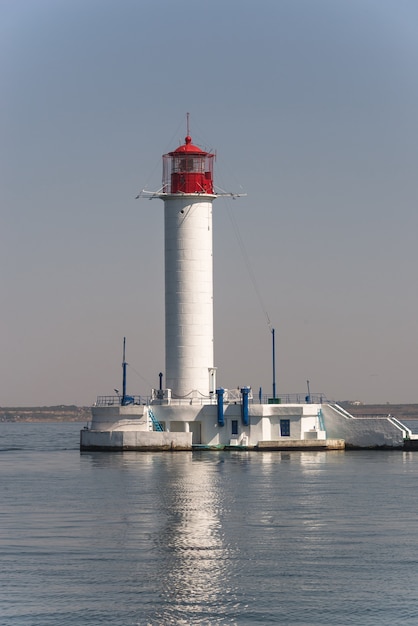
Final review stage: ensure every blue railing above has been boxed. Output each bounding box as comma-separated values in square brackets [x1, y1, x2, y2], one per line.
[317, 408, 325, 430]
[148, 408, 164, 431]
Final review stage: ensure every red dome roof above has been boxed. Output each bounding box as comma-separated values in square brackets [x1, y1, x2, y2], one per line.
[170, 135, 208, 155]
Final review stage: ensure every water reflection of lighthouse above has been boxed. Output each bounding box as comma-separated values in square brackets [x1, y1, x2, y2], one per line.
[159, 115, 217, 400]
[150, 455, 237, 623]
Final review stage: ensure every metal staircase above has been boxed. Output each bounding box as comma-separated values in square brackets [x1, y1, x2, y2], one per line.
[148, 407, 163, 432]
[317, 408, 325, 431]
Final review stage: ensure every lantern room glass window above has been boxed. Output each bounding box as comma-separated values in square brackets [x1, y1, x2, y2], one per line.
[162, 151, 215, 194]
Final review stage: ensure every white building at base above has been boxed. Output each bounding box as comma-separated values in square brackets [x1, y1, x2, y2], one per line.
[80, 124, 411, 452]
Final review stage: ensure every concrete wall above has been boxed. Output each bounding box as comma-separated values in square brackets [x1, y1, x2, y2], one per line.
[321, 404, 405, 448]
[80, 429, 192, 450]
[198, 403, 324, 446]
[90, 405, 148, 430]
[86, 402, 389, 449]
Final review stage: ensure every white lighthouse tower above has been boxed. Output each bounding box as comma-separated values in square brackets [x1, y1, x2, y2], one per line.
[159, 119, 216, 400]
[81, 119, 378, 452]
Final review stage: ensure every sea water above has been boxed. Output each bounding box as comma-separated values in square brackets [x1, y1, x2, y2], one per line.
[1, 421, 418, 625]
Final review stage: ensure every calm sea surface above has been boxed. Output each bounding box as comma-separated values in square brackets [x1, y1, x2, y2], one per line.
[2, 422, 418, 625]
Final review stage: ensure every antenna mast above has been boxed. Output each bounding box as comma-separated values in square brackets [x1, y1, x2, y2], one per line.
[122, 337, 127, 405]
[272, 328, 276, 400]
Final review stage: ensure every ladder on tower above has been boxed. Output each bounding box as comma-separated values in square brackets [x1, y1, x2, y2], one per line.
[148, 407, 163, 432]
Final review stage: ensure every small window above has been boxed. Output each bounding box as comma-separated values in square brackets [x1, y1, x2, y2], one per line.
[231, 420, 238, 436]
[280, 419, 290, 437]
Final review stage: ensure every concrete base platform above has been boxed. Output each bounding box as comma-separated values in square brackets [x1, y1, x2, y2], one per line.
[80, 429, 345, 452]
[80, 429, 193, 451]
[193, 439, 345, 451]
[256, 439, 345, 451]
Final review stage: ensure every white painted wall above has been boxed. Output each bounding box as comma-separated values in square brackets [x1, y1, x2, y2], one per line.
[163, 194, 215, 398]
[90, 405, 148, 430]
[85, 402, 406, 449]
[80, 429, 192, 450]
[321, 404, 405, 447]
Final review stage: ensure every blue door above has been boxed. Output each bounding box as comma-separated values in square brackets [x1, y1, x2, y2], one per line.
[280, 419, 290, 437]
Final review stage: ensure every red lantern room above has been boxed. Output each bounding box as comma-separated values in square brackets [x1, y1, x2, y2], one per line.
[162, 134, 215, 194]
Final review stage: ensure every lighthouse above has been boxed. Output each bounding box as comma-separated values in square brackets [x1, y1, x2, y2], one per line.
[81, 119, 367, 452]
[159, 120, 217, 400]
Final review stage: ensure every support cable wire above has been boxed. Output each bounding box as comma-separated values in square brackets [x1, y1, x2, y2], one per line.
[222, 194, 273, 334]
[222, 193, 278, 399]
[126, 362, 154, 390]
[215, 152, 273, 333]
[182, 114, 216, 154]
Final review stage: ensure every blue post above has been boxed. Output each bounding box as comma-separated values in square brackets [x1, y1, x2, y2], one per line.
[121, 337, 134, 406]
[306, 379, 311, 403]
[272, 328, 276, 400]
[216, 388, 225, 427]
[241, 387, 250, 426]
[122, 337, 127, 405]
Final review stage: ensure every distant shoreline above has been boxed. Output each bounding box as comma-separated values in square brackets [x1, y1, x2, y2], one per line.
[0, 406, 91, 423]
[1, 403, 418, 423]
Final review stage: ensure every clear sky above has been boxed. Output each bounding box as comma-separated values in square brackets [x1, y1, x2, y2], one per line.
[2, 0, 418, 406]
